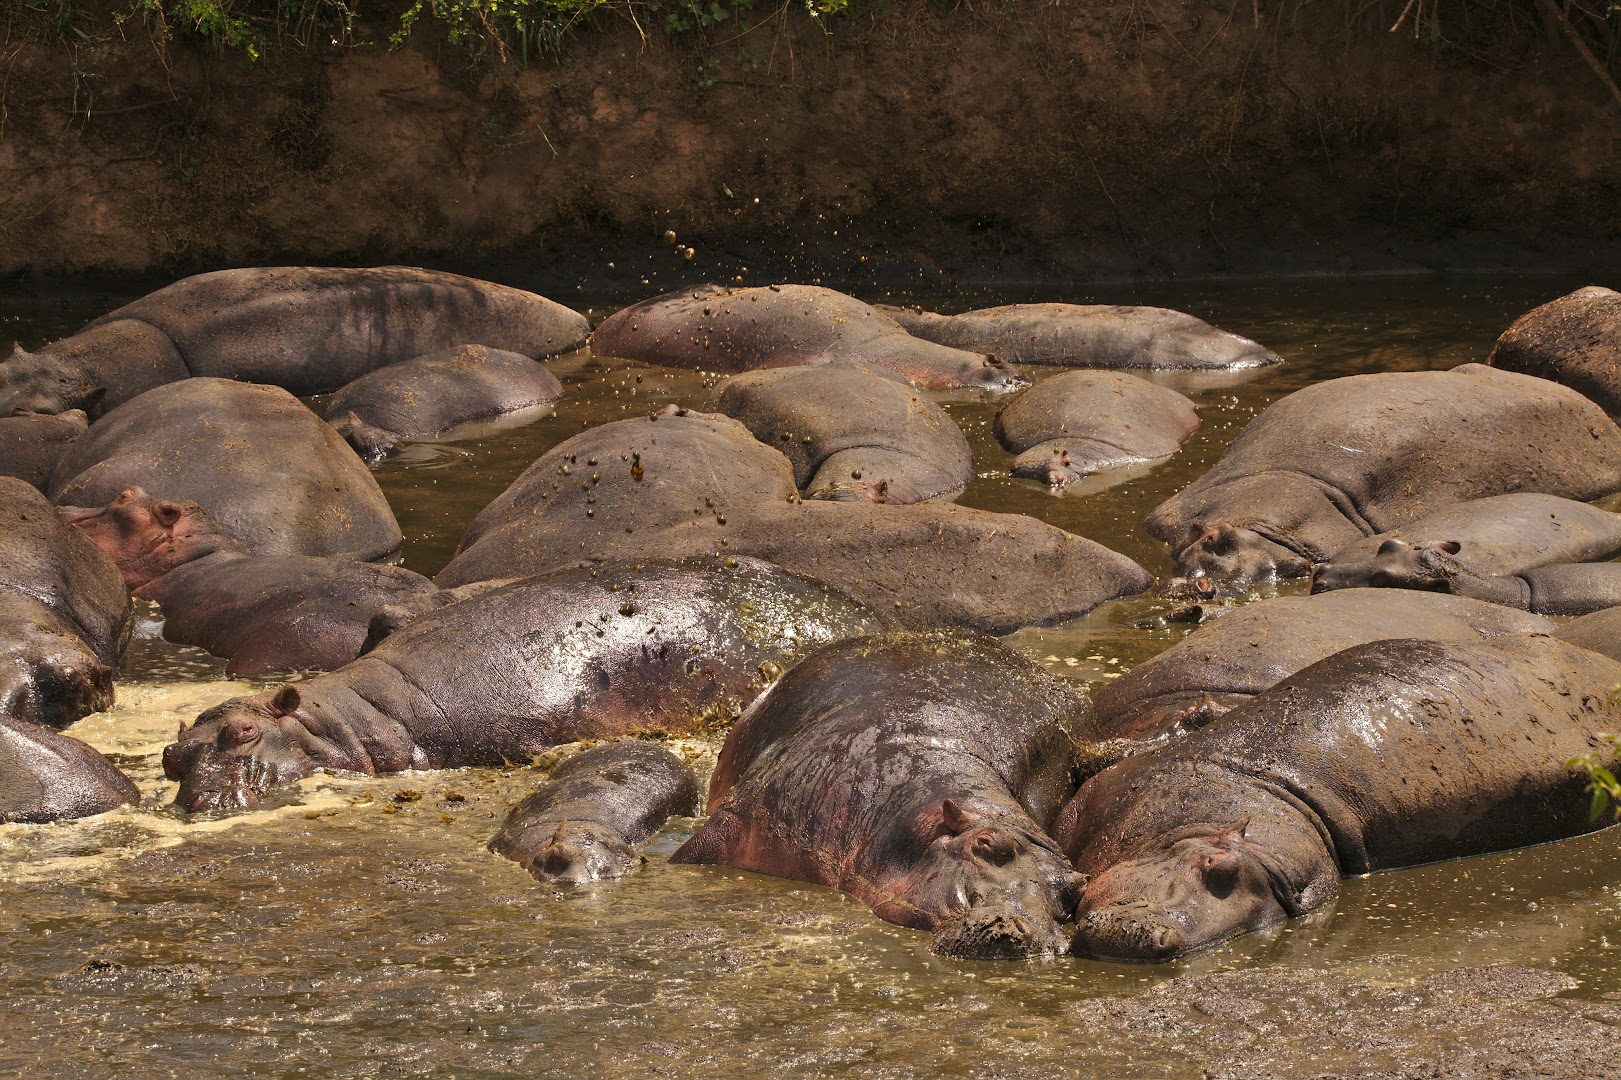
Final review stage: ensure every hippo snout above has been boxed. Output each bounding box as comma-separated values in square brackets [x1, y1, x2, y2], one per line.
[930, 905, 1068, 961]
[1073, 901, 1190, 962]
[523, 830, 638, 886]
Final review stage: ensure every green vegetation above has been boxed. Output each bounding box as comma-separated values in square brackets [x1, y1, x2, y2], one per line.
[2, 0, 1616, 85]
[1568, 732, 1621, 822]
[7, 0, 855, 65]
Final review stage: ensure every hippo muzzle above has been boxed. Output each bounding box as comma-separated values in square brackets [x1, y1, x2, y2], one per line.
[930, 902, 1075, 961]
[1073, 899, 1192, 962]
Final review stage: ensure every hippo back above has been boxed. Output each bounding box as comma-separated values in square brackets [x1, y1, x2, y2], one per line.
[49, 379, 401, 561]
[85, 267, 590, 394]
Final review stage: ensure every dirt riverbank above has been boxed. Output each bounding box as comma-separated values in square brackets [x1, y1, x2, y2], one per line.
[2, 1, 1619, 288]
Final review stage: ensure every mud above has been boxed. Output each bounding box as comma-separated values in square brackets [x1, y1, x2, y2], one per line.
[2, 3, 1620, 285]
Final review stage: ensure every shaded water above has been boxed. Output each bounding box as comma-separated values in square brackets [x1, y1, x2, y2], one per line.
[4, 274, 1621, 1076]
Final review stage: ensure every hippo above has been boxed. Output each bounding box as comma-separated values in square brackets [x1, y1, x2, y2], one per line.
[62, 488, 436, 675]
[1081, 590, 1550, 758]
[1, 715, 141, 824]
[715, 364, 974, 503]
[1555, 606, 1621, 662]
[324, 344, 565, 460]
[489, 742, 700, 885]
[993, 372, 1200, 490]
[0, 409, 88, 490]
[591, 285, 1023, 391]
[0, 478, 130, 728]
[1489, 286, 1621, 420]
[0, 321, 189, 418]
[162, 558, 881, 812]
[435, 407, 1153, 633]
[0, 267, 590, 416]
[1146, 364, 1621, 596]
[672, 631, 1087, 960]
[876, 303, 1282, 369]
[1055, 635, 1621, 961]
[1311, 494, 1621, 615]
[49, 378, 401, 561]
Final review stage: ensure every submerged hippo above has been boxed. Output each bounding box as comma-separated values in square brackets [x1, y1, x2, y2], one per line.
[877, 303, 1282, 369]
[994, 372, 1199, 490]
[0, 267, 589, 415]
[490, 742, 700, 885]
[1, 478, 130, 728]
[1082, 590, 1549, 756]
[63, 489, 436, 675]
[1489, 286, 1621, 420]
[1056, 635, 1621, 962]
[715, 365, 974, 503]
[673, 631, 1087, 960]
[1146, 365, 1621, 596]
[1311, 494, 1621, 615]
[162, 559, 880, 812]
[591, 285, 1023, 391]
[50, 379, 401, 561]
[1, 715, 140, 824]
[436, 407, 1152, 633]
[0, 410, 88, 490]
[325, 344, 564, 460]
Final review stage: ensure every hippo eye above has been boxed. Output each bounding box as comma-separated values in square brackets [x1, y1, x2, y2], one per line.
[220, 718, 260, 749]
[971, 832, 1018, 866]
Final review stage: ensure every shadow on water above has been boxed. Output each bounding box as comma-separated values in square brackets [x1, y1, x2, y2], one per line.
[4, 271, 1621, 1076]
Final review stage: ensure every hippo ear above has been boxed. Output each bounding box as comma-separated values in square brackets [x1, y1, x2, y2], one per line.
[268, 685, 302, 717]
[115, 487, 145, 505]
[1425, 540, 1463, 556]
[176, 720, 191, 739]
[1216, 818, 1250, 844]
[152, 501, 184, 528]
[940, 798, 980, 836]
[1182, 521, 1210, 549]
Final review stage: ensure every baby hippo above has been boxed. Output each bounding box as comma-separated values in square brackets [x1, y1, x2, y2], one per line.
[673, 631, 1086, 961]
[325, 344, 564, 460]
[490, 742, 700, 885]
[62, 488, 436, 675]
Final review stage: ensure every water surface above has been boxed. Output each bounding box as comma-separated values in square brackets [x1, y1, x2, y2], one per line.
[3, 273, 1619, 1076]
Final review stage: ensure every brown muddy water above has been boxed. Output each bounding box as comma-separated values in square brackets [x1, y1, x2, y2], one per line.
[4, 275, 1621, 1077]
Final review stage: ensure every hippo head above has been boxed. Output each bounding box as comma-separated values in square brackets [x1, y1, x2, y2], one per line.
[0, 343, 103, 416]
[58, 488, 231, 591]
[1311, 538, 1462, 595]
[163, 686, 324, 813]
[328, 411, 403, 462]
[1072, 821, 1294, 962]
[807, 477, 921, 505]
[1163, 522, 1311, 600]
[0, 631, 115, 730]
[517, 821, 641, 886]
[891, 352, 1027, 393]
[899, 799, 1087, 961]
